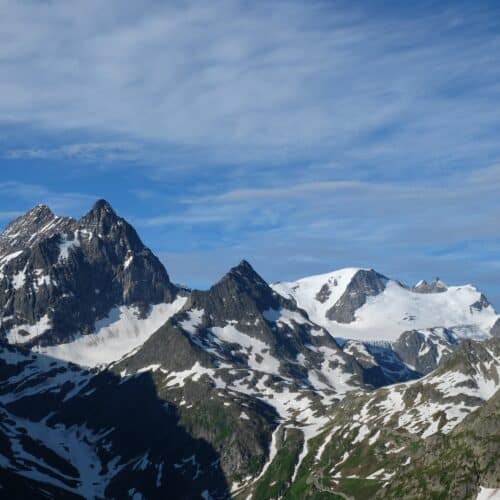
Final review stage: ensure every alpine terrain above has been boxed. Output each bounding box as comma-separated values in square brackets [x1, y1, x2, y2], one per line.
[0, 201, 498, 499]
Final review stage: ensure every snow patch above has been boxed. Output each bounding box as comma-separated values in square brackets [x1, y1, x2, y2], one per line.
[476, 487, 500, 500]
[6, 314, 52, 344]
[58, 233, 81, 262]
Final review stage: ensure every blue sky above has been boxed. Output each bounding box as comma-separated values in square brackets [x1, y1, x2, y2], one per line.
[0, 0, 499, 306]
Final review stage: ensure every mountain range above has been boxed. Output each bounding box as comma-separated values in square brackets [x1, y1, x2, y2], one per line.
[0, 200, 498, 499]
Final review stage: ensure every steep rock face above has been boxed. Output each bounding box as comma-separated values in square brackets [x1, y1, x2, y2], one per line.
[343, 339, 420, 385]
[0, 204, 75, 255]
[0, 200, 177, 346]
[325, 269, 387, 323]
[393, 327, 458, 374]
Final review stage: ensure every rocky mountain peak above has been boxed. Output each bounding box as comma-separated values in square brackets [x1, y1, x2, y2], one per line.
[78, 199, 146, 254]
[414, 277, 448, 293]
[0, 204, 75, 255]
[430, 276, 447, 291]
[2, 204, 55, 237]
[25, 203, 54, 219]
[80, 198, 119, 230]
[183, 260, 277, 320]
[226, 259, 267, 285]
[214, 259, 274, 305]
[0, 199, 177, 346]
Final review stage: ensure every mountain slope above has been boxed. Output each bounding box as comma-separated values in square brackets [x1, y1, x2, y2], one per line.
[251, 337, 500, 500]
[113, 260, 386, 493]
[381, 386, 500, 499]
[0, 343, 232, 499]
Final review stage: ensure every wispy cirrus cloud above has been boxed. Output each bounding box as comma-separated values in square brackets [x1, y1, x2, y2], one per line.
[5, 142, 141, 162]
[1, 0, 499, 169]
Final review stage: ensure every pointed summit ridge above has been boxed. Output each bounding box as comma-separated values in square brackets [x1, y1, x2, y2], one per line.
[91, 199, 116, 214]
[0, 203, 76, 255]
[3, 204, 56, 236]
[81, 199, 117, 223]
[227, 259, 267, 283]
[79, 199, 129, 239]
[214, 259, 271, 302]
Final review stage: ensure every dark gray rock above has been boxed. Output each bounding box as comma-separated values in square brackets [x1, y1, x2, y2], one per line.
[315, 283, 331, 303]
[0, 204, 75, 256]
[343, 340, 420, 386]
[393, 328, 458, 374]
[326, 269, 387, 323]
[470, 293, 491, 312]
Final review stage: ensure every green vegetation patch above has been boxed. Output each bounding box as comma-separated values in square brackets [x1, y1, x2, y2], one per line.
[252, 427, 304, 500]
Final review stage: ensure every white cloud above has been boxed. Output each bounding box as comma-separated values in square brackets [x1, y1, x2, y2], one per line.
[0, 0, 499, 166]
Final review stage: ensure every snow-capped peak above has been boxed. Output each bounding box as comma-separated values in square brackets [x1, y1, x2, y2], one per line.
[272, 268, 498, 342]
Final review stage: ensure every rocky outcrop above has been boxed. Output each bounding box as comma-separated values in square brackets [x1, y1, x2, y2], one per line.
[343, 339, 419, 386]
[412, 277, 448, 293]
[393, 328, 458, 374]
[326, 269, 387, 323]
[0, 204, 75, 255]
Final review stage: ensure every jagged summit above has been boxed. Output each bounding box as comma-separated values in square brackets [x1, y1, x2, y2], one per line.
[413, 277, 448, 293]
[79, 198, 123, 233]
[0, 203, 74, 255]
[223, 259, 268, 286]
[2, 204, 55, 237]
[92, 198, 115, 211]
[26, 203, 54, 218]
[82, 198, 116, 219]
[184, 259, 277, 318]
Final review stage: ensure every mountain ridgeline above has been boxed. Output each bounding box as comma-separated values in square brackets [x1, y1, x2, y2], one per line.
[0, 201, 498, 500]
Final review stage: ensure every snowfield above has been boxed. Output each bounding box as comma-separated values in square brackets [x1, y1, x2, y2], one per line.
[273, 269, 498, 342]
[36, 296, 187, 367]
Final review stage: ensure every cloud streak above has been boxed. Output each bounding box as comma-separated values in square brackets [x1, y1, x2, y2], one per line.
[1, 0, 499, 168]
[5, 142, 141, 162]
